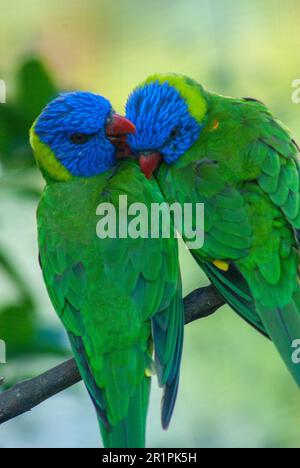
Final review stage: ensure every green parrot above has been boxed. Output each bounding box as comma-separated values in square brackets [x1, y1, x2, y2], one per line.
[126, 74, 300, 386]
[30, 91, 184, 448]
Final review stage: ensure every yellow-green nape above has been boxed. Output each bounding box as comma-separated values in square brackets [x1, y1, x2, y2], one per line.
[30, 123, 72, 182]
[143, 73, 208, 123]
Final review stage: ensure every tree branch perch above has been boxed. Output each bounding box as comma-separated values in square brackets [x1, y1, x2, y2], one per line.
[0, 285, 224, 425]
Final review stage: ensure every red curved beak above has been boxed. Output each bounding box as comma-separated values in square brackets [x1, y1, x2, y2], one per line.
[139, 152, 163, 179]
[106, 114, 136, 141]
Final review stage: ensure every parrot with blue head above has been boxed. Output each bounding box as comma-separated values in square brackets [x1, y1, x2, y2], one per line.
[30, 91, 184, 447]
[126, 74, 300, 387]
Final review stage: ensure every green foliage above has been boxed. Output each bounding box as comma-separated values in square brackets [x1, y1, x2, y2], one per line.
[0, 248, 35, 356]
[0, 57, 67, 384]
[0, 248, 67, 363]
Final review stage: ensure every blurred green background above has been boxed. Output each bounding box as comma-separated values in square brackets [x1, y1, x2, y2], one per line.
[1, 0, 300, 448]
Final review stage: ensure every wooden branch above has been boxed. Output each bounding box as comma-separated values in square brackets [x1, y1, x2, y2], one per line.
[0, 359, 81, 425]
[183, 284, 224, 325]
[0, 285, 224, 425]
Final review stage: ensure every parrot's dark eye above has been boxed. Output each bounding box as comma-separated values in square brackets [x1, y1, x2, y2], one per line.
[70, 133, 90, 145]
[170, 128, 179, 139]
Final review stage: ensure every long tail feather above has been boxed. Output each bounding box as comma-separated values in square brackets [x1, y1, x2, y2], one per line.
[99, 376, 151, 448]
[257, 286, 300, 385]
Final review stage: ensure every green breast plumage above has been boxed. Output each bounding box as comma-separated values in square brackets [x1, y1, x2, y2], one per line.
[37, 159, 184, 447]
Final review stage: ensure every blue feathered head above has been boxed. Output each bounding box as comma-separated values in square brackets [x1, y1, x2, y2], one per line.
[31, 91, 135, 180]
[126, 74, 207, 178]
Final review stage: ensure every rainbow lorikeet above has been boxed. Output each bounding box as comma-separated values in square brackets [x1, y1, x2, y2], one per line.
[30, 91, 184, 448]
[126, 74, 300, 386]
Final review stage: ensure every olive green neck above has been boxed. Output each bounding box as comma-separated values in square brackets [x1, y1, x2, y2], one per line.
[30, 124, 73, 183]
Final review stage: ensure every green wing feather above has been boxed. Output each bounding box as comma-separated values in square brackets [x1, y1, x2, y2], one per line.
[241, 103, 300, 382]
[158, 157, 266, 335]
